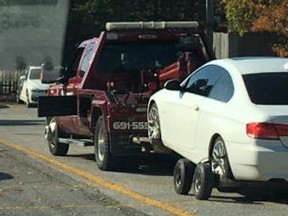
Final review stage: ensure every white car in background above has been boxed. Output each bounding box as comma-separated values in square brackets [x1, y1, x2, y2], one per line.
[148, 57, 288, 200]
[19, 66, 50, 107]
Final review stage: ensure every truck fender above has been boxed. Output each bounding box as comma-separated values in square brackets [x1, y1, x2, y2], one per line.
[90, 106, 109, 132]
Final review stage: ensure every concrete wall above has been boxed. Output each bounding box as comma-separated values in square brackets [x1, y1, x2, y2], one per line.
[213, 32, 278, 59]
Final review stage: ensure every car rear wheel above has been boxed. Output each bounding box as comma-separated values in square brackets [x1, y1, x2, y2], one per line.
[173, 158, 195, 195]
[94, 116, 116, 171]
[16, 93, 23, 104]
[211, 137, 231, 177]
[26, 91, 32, 108]
[192, 163, 214, 200]
[47, 118, 69, 156]
[211, 136, 237, 192]
[148, 103, 163, 147]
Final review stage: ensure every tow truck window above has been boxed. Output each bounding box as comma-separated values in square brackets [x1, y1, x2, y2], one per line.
[65, 48, 85, 78]
[96, 38, 206, 74]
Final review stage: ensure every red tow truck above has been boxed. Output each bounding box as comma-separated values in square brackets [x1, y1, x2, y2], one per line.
[38, 21, 214, 171]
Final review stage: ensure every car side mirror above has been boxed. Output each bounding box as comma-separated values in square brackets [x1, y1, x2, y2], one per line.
[164, 79, 181, 91]
[41, 64, 64, 84]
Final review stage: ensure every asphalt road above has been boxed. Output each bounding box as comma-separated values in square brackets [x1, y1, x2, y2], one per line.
[1, 103, 288, 216]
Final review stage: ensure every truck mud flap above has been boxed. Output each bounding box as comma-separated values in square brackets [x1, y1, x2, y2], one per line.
[38, 96, 77, 117]
[109, 134, 141, 156]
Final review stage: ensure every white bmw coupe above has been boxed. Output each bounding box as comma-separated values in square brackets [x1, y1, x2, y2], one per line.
[148, 57, 288, 200]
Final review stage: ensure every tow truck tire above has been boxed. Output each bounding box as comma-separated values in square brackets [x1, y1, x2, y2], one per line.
[173, 158, 195, 195]
[48, 119, 69, 156]
[192, 163, 214, 200]
[94, 116, 115, 171]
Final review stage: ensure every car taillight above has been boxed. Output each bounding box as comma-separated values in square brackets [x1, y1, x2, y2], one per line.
[246, 123, 288, 139]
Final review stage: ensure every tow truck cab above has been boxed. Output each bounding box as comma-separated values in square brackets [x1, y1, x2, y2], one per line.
[38, 21, 214, 171]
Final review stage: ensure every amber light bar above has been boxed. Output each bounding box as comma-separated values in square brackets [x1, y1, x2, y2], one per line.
[106, 21, 199, 31]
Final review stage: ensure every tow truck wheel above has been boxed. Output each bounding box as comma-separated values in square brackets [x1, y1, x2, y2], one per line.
[94, 116, 115, 171]
[192, 163, 214, 200]
[173, 158, 195, 195]
[47, 118, 69, 156]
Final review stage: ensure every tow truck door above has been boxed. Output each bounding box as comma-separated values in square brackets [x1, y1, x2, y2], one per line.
[38, 36, 102, 118]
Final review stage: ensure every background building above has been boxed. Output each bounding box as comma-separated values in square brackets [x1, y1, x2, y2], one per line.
[0, 0, 68, 71]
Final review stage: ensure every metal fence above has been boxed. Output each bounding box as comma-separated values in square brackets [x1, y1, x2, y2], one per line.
[0, 70, 23, 95]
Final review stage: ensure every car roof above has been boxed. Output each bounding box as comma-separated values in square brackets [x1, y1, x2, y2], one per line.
[208, 57, 288, 75]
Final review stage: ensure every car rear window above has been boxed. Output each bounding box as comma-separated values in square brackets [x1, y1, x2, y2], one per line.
[243, 72, 288, 105]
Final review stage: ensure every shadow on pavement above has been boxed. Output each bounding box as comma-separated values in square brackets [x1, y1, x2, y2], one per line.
[138, 153, 179, 176]
[0, 119, 45, 126]
[0, 104, 9, 109]
[0, 172, 13, 181]
[67, 152, 179, 176]
[208, 192, 288, 205]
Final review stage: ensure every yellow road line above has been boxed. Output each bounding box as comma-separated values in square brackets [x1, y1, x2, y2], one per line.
[0, 137, 195, 216]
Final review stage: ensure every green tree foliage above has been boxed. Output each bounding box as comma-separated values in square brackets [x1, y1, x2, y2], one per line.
[222, 0, 257, 35]
[223, 0, 288, 56]
[72, 0, 206, 27]
[63, 0, 206, 63]
[252, 0, 288, 56]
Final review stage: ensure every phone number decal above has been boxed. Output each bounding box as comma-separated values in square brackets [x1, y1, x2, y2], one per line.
[113, 122, 148, 130]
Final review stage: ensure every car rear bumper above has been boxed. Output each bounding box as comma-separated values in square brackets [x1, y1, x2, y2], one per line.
[227, 139, 288, 182]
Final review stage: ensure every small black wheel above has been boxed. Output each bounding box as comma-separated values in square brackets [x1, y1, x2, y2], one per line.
[94, 116, 116, 171]
[47, 118, 69, 156]
[173, 159, 195, 195]
[192, 163, 214, 200]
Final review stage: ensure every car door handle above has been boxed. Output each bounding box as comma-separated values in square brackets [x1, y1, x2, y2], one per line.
[192, 104, 199, 111]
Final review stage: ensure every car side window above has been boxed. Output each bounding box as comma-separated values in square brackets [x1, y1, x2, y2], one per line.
[209, 69, 234, 102]
[79, 42, 95, 77]
[183, 65, 223, 97]
[65, 47, 85, 79]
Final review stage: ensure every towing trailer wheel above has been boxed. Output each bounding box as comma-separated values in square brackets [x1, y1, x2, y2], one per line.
[192, 163, 214, 200]
[173, 158, 195, 195]
[47, 118, 69, 156]
[94, 116, 115, 171]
